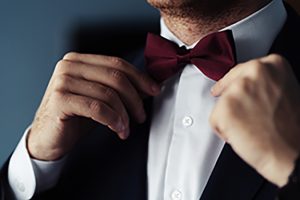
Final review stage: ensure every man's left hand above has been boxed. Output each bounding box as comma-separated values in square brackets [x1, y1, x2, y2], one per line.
[210, 54, 300, 187]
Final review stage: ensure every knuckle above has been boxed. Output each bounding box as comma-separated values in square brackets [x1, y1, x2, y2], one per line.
[109, 69, 126, 84]
[251, 60, 263, 70]
[55, 60, 65, 70]
[63, 52, 79, 60]
[239, 77, 253, 92]
[54, 75, 71, 90]
[108, 56, 125, 67]
[55, 60, 72, 74]
[268, 54, 289, 73]
[89, 100, 103, 114]
[52, 90, 67, 104]
[230, 82, 244, 95]
[224, 84, 242, 105]
[103, 87, 116, 99]
[226, 95, 241, 113]
[248, 60, 264, 77]
[268, 54, 285, 64]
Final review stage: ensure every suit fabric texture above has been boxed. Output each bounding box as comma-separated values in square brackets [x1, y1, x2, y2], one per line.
[1, 4, 300, 200]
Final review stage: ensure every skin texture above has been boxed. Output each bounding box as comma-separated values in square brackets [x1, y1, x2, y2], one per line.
[27, 0, 300, 188]
[28, 53, 161, 160]
[147, 0, 272, 45]
[210, 54, 300, 187]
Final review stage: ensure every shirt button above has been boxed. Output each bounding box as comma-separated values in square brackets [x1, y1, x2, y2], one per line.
[182, 116, 193, 127]
[15, 179, 25, 192]
[171, 189, 182, 200]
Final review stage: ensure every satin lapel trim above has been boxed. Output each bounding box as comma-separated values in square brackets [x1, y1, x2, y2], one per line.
[200, 5, 300, 200]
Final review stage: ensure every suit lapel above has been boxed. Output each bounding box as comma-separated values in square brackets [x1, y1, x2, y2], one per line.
[200, 145, 265, 200]
[126, 5, 300, 199]
[269, 4, 300, 80]
[200, 5, 300, 200]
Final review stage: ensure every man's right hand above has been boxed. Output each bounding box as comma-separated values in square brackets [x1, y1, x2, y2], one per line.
[27, 52, 161, 161]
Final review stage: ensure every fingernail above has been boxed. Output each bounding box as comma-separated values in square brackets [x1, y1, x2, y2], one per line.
[120, 128, 130, 140]
[115, 118, 125, 132]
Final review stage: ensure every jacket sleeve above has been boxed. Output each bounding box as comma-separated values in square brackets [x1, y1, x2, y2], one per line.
[0, 159, 17, 200]
[277, 156, 300, 200]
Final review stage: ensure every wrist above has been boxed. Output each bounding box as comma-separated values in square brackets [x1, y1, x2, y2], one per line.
[285, 155, 300, 187]
[27, 129, 65, 161]
[259, 145, 298, 187]
[277, 156, 300, 199]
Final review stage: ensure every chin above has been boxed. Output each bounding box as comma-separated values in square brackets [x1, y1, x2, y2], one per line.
[147, 0, 197, 9]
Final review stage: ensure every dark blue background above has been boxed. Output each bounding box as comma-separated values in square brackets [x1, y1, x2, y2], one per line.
[0, 0, 158, 165]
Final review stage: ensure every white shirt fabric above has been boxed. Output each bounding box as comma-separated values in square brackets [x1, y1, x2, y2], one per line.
[147, 1, 286, 200]
[8, 127, 65, 199]
[8, 0, 287, 199]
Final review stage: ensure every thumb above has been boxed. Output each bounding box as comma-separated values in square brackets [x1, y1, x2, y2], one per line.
[211, 63, 243, 96]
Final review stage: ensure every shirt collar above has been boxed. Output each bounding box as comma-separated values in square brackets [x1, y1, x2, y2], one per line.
[160, 0, 287, 63]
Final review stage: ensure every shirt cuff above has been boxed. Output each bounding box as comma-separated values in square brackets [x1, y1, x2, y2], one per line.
[8, 126, 66, 199]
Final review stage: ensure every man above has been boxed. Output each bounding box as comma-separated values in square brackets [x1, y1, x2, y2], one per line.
[1, 0, 300, 199]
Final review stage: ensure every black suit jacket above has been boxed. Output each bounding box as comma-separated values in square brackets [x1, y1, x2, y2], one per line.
[1, 4, 300, 200]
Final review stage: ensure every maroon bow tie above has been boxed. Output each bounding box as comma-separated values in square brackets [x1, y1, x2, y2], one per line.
[144, 30, 237, 82]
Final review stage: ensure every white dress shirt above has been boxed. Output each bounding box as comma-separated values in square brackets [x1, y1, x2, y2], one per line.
[8, 0, 287, 199]
[148, 1, 286, 200]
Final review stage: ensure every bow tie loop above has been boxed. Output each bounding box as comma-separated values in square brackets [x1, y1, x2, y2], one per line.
[145, 30, 237, 82]
[176, 46, 192, 65]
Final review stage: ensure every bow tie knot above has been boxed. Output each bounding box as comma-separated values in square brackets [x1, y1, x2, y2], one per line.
[144, 30, 237, 82]
[176, 47, 192, 65]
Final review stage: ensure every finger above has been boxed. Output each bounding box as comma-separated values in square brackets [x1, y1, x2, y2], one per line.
[259, 54, 293, 79]
[59, 93, 129, 140]
[63, 52, 161, 96]
[55, 60, 147, 123]
[209, 101, 229, 143]
[54, 74, 129, 129]
[259, 54, 287, 66]
[211, 62, 247, 97]
[212, 55, 291, 97]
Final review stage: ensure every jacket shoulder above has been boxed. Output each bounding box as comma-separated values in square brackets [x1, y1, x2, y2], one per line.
[270, 4, 300, 79]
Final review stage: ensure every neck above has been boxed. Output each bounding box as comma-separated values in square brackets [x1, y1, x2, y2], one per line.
[160, 0, 272, 45]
